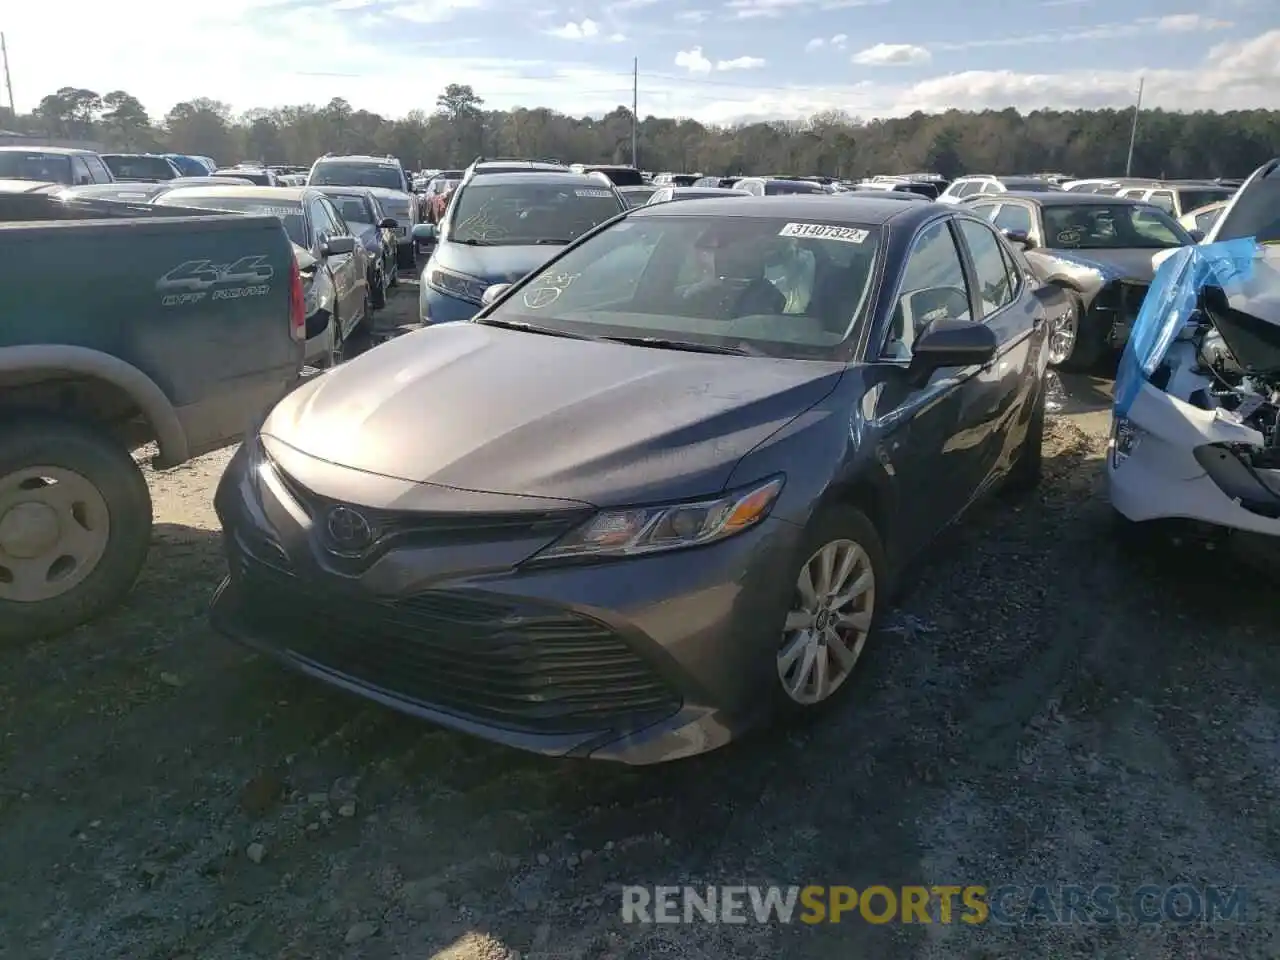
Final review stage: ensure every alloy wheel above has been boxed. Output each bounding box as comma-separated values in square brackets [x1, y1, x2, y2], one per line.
[777, 538, 876, 705]
[1047, 304, 1079, 366]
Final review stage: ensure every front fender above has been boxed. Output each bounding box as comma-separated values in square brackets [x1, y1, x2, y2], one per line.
[0, 344, 188, 466]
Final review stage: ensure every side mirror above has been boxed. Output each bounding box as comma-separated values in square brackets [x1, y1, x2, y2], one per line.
[481, 283, 512, 306]
[378, 217, 398, 229]
[1003, 229, 1035, 249]
[412, 223, 436, 242]
[321, 235, 355, 256]
[907, 319, 998, 384]
[1188, 229, 1205, 243]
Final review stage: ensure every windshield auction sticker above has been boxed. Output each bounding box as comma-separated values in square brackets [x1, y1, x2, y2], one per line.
[779, 222, 869, 243]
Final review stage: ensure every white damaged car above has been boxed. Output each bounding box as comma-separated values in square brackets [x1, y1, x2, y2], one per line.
[1108, 236, 1280, 554]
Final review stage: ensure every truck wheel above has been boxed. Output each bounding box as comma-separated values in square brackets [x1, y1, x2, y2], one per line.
[0, 419, 152, 642]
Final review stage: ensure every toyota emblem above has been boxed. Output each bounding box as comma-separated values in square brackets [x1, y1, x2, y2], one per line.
[325, 506, 373, 551]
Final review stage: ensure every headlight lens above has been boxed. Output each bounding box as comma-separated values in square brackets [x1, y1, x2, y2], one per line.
[427, 266, 488, 305]
[1110, 415, 1144, 468]
[532, 476, 784, 562]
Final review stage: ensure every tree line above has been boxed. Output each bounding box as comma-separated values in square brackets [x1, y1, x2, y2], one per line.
[4, 84, 1279, 180]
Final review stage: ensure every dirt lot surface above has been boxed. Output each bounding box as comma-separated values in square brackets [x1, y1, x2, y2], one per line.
[2, 276, 1278, 960]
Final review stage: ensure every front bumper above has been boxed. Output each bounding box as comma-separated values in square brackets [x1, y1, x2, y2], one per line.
[1107, 384, 1280, 538]
[209, 444, 803, 763]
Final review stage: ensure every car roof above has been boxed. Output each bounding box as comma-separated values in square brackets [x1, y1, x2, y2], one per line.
[314, 155, 402, 165]
[463, 172, 615, 188]
[159, 185, 310, 202]
[665, 187, 749, 195]
[0, 145, 96, 156]
[628, 194, 937, 225]
[990, 191, 1144, 206]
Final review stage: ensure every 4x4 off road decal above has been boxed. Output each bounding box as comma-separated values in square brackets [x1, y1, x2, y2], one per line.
[156, 255, 275, 306]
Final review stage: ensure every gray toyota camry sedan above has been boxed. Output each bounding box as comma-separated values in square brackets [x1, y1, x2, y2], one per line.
[211, 195, 1056, 763]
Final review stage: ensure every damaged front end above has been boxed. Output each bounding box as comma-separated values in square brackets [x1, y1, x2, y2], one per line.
[1110, 237, 1280, 542]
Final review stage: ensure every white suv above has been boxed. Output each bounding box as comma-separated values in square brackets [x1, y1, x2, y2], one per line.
[308, 154, 420, 270]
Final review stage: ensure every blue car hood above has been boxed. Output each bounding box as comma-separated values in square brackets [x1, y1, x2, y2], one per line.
[432, 241, 562, 286]
[1038, 247, 1159, 284]
[1115, 237, 1268, 416]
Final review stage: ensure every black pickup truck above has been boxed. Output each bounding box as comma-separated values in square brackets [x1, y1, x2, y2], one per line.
[0, 192, 304, 640]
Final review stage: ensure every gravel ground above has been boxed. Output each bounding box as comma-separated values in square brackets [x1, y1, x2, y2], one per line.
[2, 275, 1278, 960]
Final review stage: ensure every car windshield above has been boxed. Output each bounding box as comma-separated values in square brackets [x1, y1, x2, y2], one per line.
[103, 155, 174, 180]
[1212, 175, 1280, 243]
[585, 167, 645, 186]
[310, 161, 404, 190]
[449, 182, 623, 245]
[765, 180, 826, 195]
[0, 152, 72, 183]
[620, 186, 657, 207]
[480, 214, 881, 360]
[1042, 203, 1189, 249]
[217, 169, 271, 185]
[1178, 188, 1233, 212]
[326, 193, 374, 224]
[155, 195, 307, 246]
[1003, 181, 1057, 192]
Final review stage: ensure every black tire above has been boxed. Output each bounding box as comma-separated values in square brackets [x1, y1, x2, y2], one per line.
[396, 242, 416, 271]
[772, 504, 887, 718]
[1054, 290, 1105, 371]
[0, 418, 152, 642]
[1005, 375, 1045, 495]
[370, 269, 387, 310]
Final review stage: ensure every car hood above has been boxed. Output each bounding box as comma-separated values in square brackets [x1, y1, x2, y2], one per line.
[1038, 247, 1166, 284]
[1116, 237, 1276, 416]
[364, 187, 412, 208]
[260, 321, 844, 507]
[432, 241, 564, 286]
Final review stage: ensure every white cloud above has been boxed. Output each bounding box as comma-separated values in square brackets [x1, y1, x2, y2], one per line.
[852, 43, 931, 66]
[546, 18, 599, 38]
[676, 8, 709, 20]
[674, 46, 713, 73]
[1156, 13, 1231, 31]
[725, 0, 806, 19]
[387, 0, 483, 23]
[609, 32, 627, 41]
[717, 56, 766, 70]
[806, 32, 848, 51]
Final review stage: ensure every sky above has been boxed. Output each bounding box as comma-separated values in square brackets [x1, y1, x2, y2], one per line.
[4, 0, 1278, 124]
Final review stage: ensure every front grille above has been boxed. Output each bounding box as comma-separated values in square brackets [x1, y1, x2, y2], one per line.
[273, 464, 591, 550]
[228, 554, 682, 735]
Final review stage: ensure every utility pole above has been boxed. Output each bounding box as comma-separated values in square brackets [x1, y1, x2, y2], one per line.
[631, 57, 638, 169]
[1124, 76, 1144, 178]
[1, 33, 15, 119]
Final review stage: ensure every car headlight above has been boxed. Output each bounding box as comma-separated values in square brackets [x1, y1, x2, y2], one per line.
[426, 266, 488, 305]
[1110, 415, 1144, 468]
[531, 476, 784, 563]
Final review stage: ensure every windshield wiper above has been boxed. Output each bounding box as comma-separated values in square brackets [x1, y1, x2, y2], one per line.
[600, 336, 755, 356]
[531, 238, 569, 245]
[454, 237, 497, 246]
[474, 318, 599, 340]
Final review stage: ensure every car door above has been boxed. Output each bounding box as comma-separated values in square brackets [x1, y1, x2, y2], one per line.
[867, 217, 991, 556]
[313, 197, 363, 335]
[953, 217, 1044, 494]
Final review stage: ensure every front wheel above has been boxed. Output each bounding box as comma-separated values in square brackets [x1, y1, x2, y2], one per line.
[774, 506, 885, 712]
[396, 242, 416, 271]
[0, 419, 153, 641]
[370, 269, 387, 310]
[1050, 290, 1104, 370]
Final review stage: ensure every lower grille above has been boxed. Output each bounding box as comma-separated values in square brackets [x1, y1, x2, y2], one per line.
[228, 554, 682, 735]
